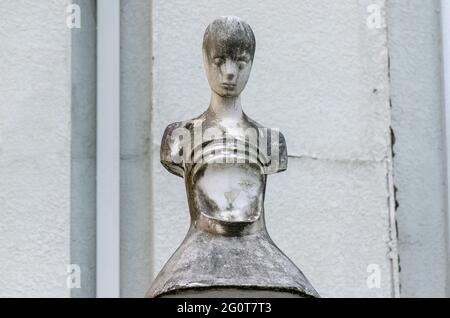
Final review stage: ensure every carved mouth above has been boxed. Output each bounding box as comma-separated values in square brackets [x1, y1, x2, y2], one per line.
[221, 83, 236, 89]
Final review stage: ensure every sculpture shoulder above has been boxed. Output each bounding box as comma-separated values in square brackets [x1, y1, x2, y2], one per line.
[245, 116, 288, 174]
[267, 128, 287, 174]
[276, 131, 288, 173]
[160, 117, 205, 178]
[160, 121, 186, 178]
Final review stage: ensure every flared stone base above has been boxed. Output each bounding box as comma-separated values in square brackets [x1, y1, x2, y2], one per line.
[147, 227, 319, 298]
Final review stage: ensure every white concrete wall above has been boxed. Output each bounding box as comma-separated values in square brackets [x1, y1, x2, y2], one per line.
[388, 0, 448, 297]
[152, 0, 397, 297]
[0, 0, 72, 297]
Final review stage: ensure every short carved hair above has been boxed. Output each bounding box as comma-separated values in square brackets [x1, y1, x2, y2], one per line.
[203, 16, 256, 60]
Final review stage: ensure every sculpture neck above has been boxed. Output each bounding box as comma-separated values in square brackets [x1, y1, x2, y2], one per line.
[208, 91, 243, 119]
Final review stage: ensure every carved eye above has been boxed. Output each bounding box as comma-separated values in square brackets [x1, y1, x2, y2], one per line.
[213, 58, 224, 66]
[238, 61, 247, 69]
[237, 57, 249, 69]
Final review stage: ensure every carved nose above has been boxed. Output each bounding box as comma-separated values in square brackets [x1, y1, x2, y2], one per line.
[224, 60, 237, 80]
[226, 72, 235, 81]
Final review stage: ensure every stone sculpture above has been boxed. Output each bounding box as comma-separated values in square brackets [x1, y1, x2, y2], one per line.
[147, 16, 319, 298]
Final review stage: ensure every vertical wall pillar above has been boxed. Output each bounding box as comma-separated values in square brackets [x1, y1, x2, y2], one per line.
[120, 0, 153, 297]
[97, 0, 121, 298]
[441, 0, 450, 297]
[388, 0, 448, 297]
[71, 0, 97, 298]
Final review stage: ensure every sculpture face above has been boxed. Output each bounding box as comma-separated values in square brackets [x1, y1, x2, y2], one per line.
[203, 46, 253, 98]
[202, 17, 255, 98]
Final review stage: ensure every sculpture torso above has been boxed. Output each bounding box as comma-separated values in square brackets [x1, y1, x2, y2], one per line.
[161, 112, 286, 234]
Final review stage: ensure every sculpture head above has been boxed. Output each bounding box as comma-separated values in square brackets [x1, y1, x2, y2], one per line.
[203, 16, 255, 98]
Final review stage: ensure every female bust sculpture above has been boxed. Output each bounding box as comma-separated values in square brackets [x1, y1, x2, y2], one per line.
[147, 16, 319, 298]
